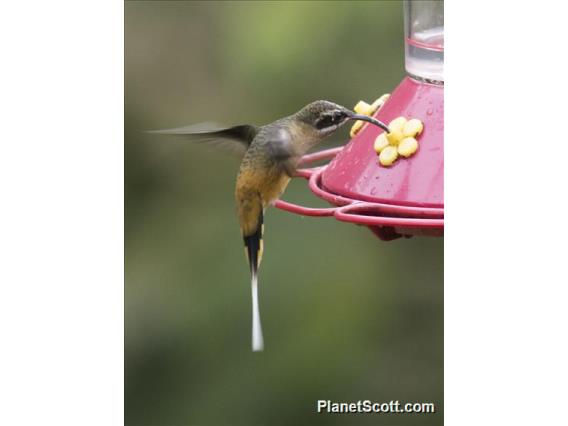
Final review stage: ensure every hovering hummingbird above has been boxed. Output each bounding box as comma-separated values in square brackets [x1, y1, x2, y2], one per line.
[151, 100, 389, 352]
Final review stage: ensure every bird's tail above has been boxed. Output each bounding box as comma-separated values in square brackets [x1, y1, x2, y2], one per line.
[243, 211, 264, 352]
[250, 271, 263, 352]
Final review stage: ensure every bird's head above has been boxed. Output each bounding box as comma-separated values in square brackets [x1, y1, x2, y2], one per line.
[295, 100, 390, 138]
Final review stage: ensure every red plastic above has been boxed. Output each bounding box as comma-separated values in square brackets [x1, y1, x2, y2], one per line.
[323, 77, 443, 208]
[273, 154, 444, 239]
[273, 76, 444, 240]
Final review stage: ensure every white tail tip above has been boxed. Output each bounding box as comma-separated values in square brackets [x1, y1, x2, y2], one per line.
[251, 273, 264, 352]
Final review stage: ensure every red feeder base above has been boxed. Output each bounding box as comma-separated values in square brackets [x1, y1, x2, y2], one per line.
[275, 76, 444, 240]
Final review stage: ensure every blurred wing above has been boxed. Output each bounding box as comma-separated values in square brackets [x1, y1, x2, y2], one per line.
[264, 127, 300, 177]
[148, 122, 259, 156]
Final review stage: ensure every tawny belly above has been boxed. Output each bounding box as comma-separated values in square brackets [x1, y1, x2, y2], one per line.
[261, 173, 291, 207]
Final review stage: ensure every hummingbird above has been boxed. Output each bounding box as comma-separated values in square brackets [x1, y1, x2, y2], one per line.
[151, 100, 389, 352]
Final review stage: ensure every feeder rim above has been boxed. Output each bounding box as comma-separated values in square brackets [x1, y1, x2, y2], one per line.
[274, 147, 444, 230]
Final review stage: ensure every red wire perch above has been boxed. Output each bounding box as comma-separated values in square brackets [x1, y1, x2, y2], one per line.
[334, 202, 443, 228]
[273, 146, 443, 233]
[273, 147, 343, 216]
[273, 200, 337, 217]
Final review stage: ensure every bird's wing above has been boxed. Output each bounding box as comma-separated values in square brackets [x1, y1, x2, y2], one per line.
[148, 122, 259, 156]
[263, 127, 300, 177]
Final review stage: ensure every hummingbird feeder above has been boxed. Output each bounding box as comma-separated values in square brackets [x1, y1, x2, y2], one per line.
[275, 0, 444, 240]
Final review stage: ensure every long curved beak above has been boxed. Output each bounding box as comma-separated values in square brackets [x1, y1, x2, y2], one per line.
[348, 112, 390, 133]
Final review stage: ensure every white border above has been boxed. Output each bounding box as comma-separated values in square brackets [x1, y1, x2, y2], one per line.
[1, 1, 568, 425]
[0, 1, 123, 425]
[446, 1, 568, 425]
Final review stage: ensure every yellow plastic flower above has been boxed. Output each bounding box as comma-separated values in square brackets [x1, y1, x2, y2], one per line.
[349, 94, 390, 138]
[374, 116, 423, 167]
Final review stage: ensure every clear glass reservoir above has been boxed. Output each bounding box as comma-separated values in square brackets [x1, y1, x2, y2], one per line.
[404, 0, 444, 83]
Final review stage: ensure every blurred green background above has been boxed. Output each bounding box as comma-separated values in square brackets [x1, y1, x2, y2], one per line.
[125, 1, 443, 425]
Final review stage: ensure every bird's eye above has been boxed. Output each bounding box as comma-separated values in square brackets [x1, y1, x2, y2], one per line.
[316, 111, 345, 130]
[333, 111, 346, 122]
[315, 115, 335, 129]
